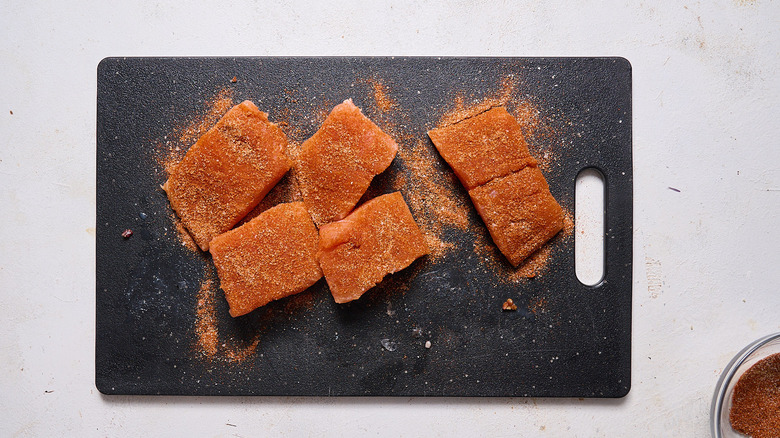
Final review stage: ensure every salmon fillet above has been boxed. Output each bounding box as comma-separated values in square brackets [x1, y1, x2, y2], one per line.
[296, 99, 398, 225]
[318, 192, 428, 304]
[163, 100, 292, 251]
[427, 107, 537, 190]
[209, 202, 322, 317]
[429, 106, 563, 266]
[469, 166, 564, 266]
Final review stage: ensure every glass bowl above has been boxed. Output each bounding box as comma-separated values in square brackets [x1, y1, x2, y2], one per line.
[711, 331, 780, 438]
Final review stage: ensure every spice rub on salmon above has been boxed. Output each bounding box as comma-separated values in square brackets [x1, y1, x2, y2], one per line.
[163, 101, 291, 251]
[427, 107, 537, 190]
[469, 166, 564, 266]
[209, 202, 322, 317]
[428, 106, 563, 266]
[317, 192, 428, 304]
[296, 99, 398, 225]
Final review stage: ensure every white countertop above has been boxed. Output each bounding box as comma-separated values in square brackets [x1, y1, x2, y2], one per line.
[1, 1, 778, 436]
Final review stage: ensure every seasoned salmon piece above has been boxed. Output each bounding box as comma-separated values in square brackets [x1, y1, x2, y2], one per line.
[163, 100, 292, 251]
[296, 99, 398, 225]
[209, 202, 322, 317]
[317, 192, 428, 304]
[468, 166, 564, 266]
[427, 107, 537, 190]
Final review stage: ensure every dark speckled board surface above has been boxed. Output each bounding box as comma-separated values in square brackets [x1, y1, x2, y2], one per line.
[96, 57, 632, 397]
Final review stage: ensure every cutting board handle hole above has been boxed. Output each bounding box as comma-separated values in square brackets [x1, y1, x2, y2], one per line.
[575, 168, 605, 286]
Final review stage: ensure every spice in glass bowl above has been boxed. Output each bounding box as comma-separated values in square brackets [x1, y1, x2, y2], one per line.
[729, 352, 780, 438]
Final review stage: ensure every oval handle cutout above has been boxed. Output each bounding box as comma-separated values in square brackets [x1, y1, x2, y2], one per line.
[575, 168, 605, 286]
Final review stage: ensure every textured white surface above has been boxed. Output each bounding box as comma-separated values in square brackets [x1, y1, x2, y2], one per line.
[1, 0, 779, 436]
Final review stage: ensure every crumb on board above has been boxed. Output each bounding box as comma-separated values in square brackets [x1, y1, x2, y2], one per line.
[121, 229, 133, 239]
[502, 298, 517, 311]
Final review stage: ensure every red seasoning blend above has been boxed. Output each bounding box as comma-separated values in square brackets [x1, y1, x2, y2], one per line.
[729, 352, 780, 438]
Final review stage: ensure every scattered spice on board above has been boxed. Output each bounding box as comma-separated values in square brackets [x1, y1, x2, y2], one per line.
[529, 296, 548, 315]
[278, 122, 305, 153]
[194, 275, 219, 357]
[437, 75, 519, 128]
[153, 88, 235, 176]
[368, 77, 398, 113]
[223, 337, 261, 363]
[231, 76, 238, 83]
[193, 269, 260, 362]
[397, 139, 469, 261]
[729, 352, 780, 438]
[502, 299, 517, 311]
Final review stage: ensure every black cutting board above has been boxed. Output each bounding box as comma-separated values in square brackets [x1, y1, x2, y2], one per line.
[96, 57, 632, 397]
